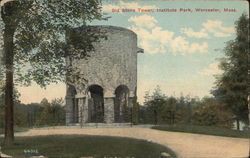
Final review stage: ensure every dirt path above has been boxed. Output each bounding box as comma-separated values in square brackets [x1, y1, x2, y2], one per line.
[15, 127, 249, 158]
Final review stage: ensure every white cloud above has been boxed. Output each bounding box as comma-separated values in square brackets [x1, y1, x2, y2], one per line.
[181, 20, 235, 38]
[128, 15, 158, 28]
[203, 20, 235, 36]
[181, 28, 209, 38]
[199, 62, 223, 76]
[102, 1, 156, 13]
[213, 32, 231, 37]
[128, 15, 208, 55]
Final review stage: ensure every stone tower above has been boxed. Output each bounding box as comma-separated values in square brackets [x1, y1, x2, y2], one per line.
[65, 25, 143, 125]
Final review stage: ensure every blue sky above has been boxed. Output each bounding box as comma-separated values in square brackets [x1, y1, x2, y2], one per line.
[17, 0, 249, 104]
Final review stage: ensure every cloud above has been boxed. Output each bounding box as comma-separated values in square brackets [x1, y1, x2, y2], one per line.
[203, 20, 235, 33]
[102, 1, 156, 12]
[181, 20, 235, 38]
[203, 20, 235, 37]
[181, 28, 209, 38]
[213, 32, 232, 37]
[128, 15, 208, 55]
[199, 62, 223, 76]
[128, 15, 158, 28]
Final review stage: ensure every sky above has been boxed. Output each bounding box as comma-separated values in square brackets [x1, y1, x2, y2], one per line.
[16, 0, 249, 104]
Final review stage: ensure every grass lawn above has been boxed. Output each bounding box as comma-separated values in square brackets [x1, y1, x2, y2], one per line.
[0, 127, 29, 135]
[152, 124, 250, 138]
[0, 135, 176, 158]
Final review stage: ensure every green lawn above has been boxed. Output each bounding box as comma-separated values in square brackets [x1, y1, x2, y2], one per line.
[0, 127, 28, 135]
[0, 135, 176, 158]
[152, 124, 250, 138]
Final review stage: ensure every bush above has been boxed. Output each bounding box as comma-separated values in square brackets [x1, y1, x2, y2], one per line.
[192, 98, 233, 128]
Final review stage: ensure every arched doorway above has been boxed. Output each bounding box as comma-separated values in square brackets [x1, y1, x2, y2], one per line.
[114, 85, 129, 122]
[88, 85, 104, 123]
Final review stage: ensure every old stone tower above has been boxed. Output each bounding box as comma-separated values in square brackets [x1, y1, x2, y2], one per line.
[65, 25, 143, 125]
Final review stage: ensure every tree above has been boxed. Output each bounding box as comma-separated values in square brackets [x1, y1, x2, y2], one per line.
[0, 80, 20, 128]
[143, 87, 200, 125]
[50, 98, 65, 125]
[192, 97, 233, 128]
[25, 103, 42, 127]
[38, 98, 52, 126]
[0, 81, 4, 129]
[212, 14, 249, 125]
[144, 86, 167, 124]
[0, 0, 105, 145]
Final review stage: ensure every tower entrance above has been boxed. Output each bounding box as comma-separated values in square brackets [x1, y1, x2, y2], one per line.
[88, 85, 104, 123]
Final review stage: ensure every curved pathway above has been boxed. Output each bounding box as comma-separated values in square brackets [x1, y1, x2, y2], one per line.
[15, 127, 249, 158]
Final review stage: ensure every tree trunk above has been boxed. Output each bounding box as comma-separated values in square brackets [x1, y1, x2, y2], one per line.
[236, 118, 240, 130]
[248, 96, 250, 157]
[1, 0, 20, 146]
[3, 24, 15, 145]
[248, 96, 250, 129]
[154, 110, 157, 125]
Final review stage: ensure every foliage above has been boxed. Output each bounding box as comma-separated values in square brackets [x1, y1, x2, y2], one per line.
[0, 0, 106, 144]
[142, 86, 167, 124]
[192, 97, 233, 128]
[212, 14, 249, 122]
[141, 86, 201, 125]
[1, 97, 65, 128]
[141, 86, 234, 128]
[1, 135, 176, 158]
[37, 99, 52, 125]
[38, 98, 65, 126]
[0, 0, 106, 86]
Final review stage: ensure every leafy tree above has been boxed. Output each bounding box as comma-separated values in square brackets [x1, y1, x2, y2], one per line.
[142, 87, 201, 125]
[25, 103, 42, 127]
[212, 14, 249, 124]
[143, 86, 167, 124]
[38, 98, 52, 125]
[192, 97, 233, 128]
[0, 0, 105, 145]
[37, 98, 65, 126]
[132, 96, 139, 125]
[50, 98, 65, 125]
[13, 103, 27, 127]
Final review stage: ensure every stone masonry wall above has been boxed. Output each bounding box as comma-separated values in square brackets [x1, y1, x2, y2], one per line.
[71, 26, 138, 97]
[66, 26, 142, 124]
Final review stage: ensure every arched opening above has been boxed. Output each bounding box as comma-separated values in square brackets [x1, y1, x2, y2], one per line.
[88, 85, 104, 123]
[114, 85, 129, 123]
